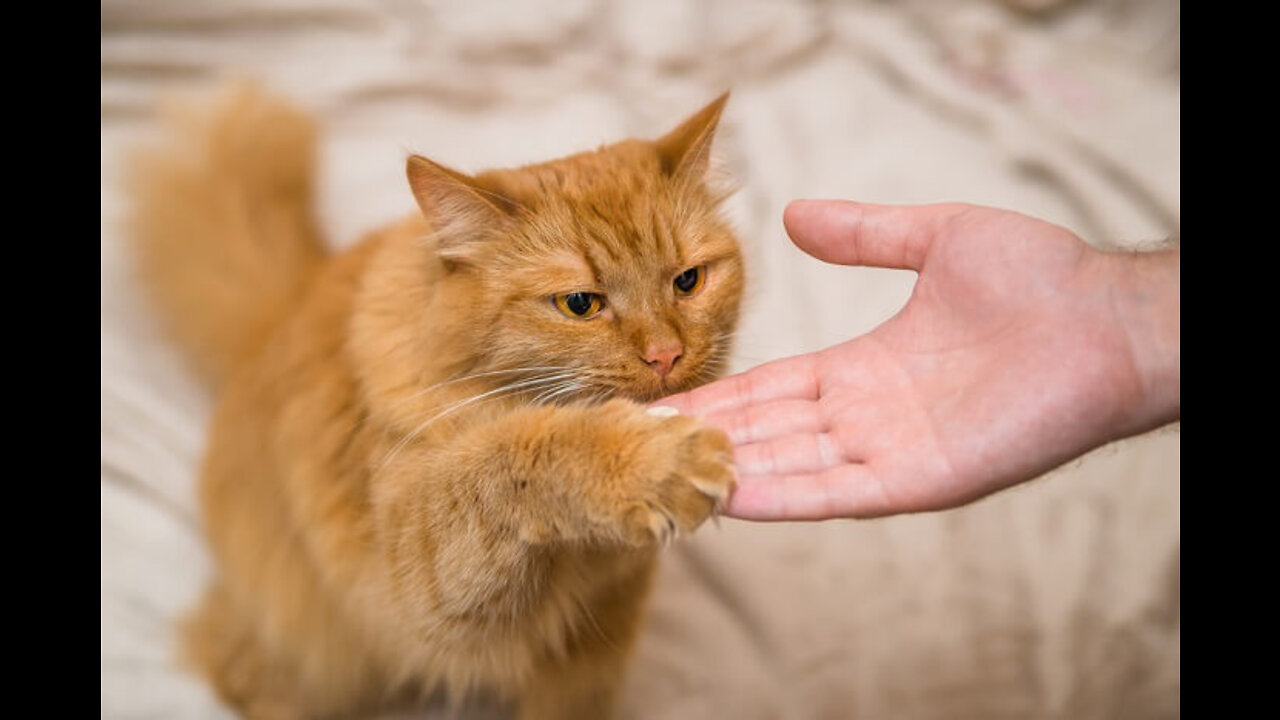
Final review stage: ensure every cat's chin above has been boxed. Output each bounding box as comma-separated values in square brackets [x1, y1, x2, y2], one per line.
[620, 376, 705, 405]
[621, 388, 668, 404]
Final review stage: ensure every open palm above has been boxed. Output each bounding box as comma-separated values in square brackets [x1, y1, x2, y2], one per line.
[661, 200, 1178, 520]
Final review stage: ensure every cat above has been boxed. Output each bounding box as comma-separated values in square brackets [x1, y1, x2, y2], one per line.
[127, 83, 745, 720]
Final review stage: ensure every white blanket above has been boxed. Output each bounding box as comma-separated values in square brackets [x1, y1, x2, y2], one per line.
[101, 1, 1180, 717]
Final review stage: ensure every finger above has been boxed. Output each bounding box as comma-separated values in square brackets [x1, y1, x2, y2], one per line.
[732, 432, 846, 477]
[657, 353, 819, 417]
[701, 398, 826, 445]
[783, 199, 975, 271]
[723, 466, 896, 521]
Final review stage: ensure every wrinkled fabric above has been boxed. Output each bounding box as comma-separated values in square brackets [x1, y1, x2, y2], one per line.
[100, 2, 1180, 718]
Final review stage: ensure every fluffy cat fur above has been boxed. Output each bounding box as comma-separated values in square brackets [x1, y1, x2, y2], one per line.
[127, 84, 745, 720]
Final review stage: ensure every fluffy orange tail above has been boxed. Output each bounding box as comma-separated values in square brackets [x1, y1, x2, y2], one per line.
[127, 84, 327, 385]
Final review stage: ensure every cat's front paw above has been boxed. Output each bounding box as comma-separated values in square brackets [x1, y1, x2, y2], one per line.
[593, 400, 736, 546]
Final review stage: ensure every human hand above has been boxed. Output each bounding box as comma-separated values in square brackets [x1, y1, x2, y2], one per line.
[659, 200, 1179, 521]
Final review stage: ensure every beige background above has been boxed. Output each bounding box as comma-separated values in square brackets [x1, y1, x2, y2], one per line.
[101, 1, 1180, 718]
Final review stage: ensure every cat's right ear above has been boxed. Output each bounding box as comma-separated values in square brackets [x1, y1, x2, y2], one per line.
[406, 155, 514, 267]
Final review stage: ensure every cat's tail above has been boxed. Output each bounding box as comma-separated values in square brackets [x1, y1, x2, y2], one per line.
[127, 82, 327, 386]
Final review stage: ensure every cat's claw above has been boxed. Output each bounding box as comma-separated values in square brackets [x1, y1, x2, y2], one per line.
[687, 463, 735, 513]
[645, 503, 680, 547]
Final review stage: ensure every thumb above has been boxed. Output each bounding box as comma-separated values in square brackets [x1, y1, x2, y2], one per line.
[783, 200, 970, 272]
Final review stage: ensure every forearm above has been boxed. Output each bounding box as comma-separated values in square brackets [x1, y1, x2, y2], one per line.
[372, 398, 729, 605]
[372, 405, 615, 582]
[432, 403, 636, 545]
[368, 407, 585, 622]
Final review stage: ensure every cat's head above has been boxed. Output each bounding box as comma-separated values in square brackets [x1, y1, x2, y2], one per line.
[403, 94, 744, 404]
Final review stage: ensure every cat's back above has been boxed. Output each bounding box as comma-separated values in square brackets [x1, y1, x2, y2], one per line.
[199, 216, 422, 587]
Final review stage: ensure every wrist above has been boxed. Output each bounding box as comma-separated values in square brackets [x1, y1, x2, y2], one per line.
[1092, 243, 1181, 434]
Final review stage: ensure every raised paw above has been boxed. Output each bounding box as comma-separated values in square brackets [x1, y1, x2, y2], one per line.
[591, 400, 736, 546]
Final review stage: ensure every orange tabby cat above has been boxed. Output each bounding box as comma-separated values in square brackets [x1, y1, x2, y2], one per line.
[128, 84, 744, 719]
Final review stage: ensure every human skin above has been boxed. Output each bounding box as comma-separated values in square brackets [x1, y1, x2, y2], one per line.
[659, 200, 1180, 521]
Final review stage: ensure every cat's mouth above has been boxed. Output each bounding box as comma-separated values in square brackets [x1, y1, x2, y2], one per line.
[551, 371, 690, 406]
[625, 362, 715, 404]
[508, 350, 723, 407]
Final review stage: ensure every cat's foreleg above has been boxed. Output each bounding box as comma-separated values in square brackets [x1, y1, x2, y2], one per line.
[439, 398, 734, 548]
[370, 398, 734, 715]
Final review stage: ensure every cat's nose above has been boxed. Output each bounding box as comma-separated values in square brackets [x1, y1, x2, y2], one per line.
[643, 342, 683, 378]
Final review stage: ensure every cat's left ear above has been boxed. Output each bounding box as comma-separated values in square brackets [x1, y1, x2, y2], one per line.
[654, 91, 730, 181]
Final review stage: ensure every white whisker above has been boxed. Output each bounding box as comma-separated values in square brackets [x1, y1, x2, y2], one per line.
[530, 380, 580, 406]
[385, 366, 580, 413]
[377, 371, 578, 470]
[534, 381, 586, 407]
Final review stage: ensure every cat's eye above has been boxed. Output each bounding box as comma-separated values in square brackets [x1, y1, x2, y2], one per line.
[553, 292, 604, 319]
[673, 265, 707, 297]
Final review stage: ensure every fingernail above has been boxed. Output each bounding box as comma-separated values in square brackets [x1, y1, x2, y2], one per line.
[645, 405, 681, 418]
